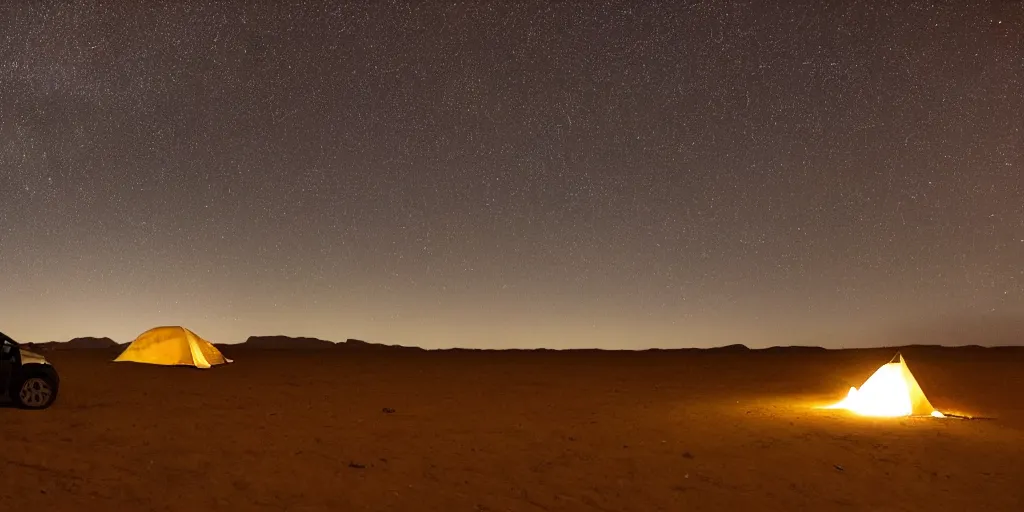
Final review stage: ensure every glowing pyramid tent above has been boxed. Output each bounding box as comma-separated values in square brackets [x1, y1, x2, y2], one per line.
[822, 353, 944, 418]
[115, 326, 232, 369]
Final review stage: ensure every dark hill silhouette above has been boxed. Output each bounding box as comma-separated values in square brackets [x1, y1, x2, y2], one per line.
[66, 337, 119, 349]
[760, 345, 829, 354]
[27, 337, 120, 350]
[708, 344, 750, 352]
[12, 333, 1023, 354]
[338, 338, 422, 351]
[240, 336, 337, 349]
[225, 336, 422, 351]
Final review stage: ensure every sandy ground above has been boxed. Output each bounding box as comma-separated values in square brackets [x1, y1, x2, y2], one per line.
[2, 346, 1023, 511]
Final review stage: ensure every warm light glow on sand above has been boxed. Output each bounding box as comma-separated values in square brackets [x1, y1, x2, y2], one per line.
[820, 354, 945, 418]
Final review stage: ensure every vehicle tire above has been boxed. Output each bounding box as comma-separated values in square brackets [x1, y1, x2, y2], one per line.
[13, 373, 58, 410]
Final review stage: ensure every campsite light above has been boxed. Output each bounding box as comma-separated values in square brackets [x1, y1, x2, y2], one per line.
[819, 354, 945, 418]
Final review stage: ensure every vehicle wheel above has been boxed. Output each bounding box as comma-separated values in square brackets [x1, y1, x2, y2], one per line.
[14, 374, 58, 410]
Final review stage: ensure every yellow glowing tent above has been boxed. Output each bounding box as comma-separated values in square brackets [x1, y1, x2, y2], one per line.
[114, 326, 232, 369]
[822, 353, 944, 418]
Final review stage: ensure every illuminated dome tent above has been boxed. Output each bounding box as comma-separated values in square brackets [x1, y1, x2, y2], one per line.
[821, 353, 945, 418]
[115, 326, 232, 369]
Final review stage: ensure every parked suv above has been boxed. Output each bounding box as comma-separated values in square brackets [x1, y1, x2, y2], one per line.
[0, 332, 60, 409]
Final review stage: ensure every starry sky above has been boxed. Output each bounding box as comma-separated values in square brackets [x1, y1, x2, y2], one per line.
[1, 1, 1021, 349]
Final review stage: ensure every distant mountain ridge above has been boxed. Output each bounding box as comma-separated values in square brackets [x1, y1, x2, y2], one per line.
[233, 335, 411, 349]
[236, 335, 337, 350]
[19, 335, 412, 350]
[13, 312, 1022, 352]
[24, 337, 120, 350]
[16, 337, 1024, 353]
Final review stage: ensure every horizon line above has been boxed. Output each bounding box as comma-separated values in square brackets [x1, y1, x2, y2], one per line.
[22, 335, 1024, 352]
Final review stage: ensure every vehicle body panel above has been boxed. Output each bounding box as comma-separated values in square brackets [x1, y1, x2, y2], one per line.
[0, 331, 59, 405]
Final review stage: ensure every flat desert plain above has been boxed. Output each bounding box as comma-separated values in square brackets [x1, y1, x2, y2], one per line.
[3, 346, 1023, 511]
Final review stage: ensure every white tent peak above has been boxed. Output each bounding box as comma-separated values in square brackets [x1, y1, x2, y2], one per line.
[115, 326, 232, 369]
[821, 352, 944, 418]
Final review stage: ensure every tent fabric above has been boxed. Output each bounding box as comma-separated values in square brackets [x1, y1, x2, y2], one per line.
[115, 326, 231, 369]
[823, 353, 940, 417]
[894, 355, 937, 416]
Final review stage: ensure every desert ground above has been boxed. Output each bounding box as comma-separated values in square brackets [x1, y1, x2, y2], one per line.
[3, 345, 1023, 511]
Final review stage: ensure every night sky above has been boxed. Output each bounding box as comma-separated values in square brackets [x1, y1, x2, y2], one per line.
[1, 1, 1021, 349]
